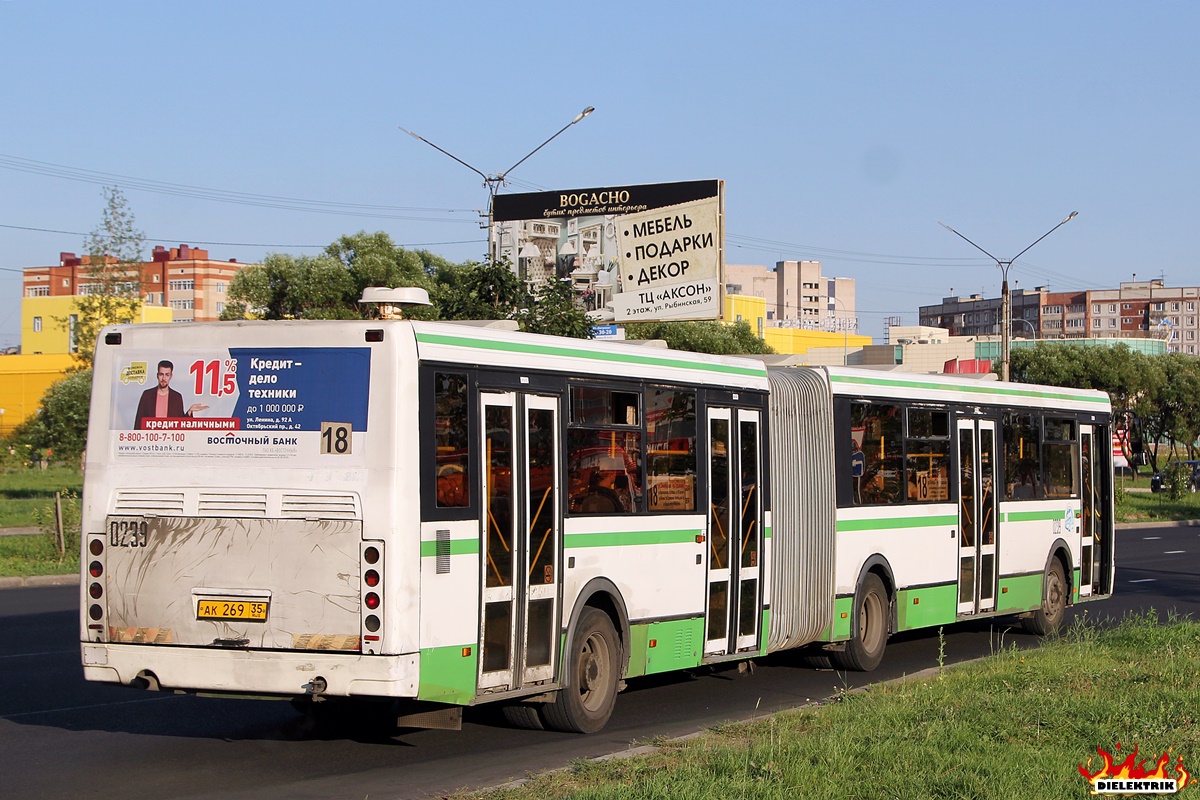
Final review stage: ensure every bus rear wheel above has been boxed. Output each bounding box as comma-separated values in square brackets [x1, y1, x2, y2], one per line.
[501, 703, 546, 730]
[540, 607, 619, 734]
[1024, 560, 1067, 635]
[832, 573, 888, 672]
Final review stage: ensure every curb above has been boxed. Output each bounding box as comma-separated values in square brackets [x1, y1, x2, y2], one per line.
[0, 573, 78, 590]
[484, 661, 961, 795]
[1116, 519, 1200, 529]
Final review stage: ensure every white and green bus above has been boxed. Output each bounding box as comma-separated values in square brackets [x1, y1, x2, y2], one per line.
[80, 317, 1113, 733]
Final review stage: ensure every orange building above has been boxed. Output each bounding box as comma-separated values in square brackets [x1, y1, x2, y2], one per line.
[22, 244, 255, 324]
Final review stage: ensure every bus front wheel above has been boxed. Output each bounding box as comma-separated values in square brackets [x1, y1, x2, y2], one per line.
[540, 607, 619, 734]
[832, 573, 889, 672]
[1024, 560, 1067, 635]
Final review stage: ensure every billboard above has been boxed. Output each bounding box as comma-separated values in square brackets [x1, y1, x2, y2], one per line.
[491, 179, 724, 323]
[109, 347, 371, 464]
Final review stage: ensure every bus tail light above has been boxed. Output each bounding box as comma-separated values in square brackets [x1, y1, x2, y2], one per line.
[86, 534, 107, 641]
[360, 541, 384, 653]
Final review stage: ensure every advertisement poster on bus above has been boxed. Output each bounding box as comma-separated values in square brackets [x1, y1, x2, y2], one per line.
[491, 179, 724, 323]
[108, 347, 370, 462]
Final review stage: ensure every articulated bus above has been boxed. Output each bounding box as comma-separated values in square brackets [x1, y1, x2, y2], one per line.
[80, 318, 1114, 733]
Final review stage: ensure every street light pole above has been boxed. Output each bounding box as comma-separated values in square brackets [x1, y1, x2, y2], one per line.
[1011, 316, 1037, 339]
[939, 211, 1077, 381]
[828, 295, 854, 364]
[398, 107, 595, 262]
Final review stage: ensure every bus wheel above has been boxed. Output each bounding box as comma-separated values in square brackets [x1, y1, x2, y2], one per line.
[540, 607, 619, 734]
[832, 573, 888, 672]
[501, 703, 545, 730]
[1024, 560, 1067, 635]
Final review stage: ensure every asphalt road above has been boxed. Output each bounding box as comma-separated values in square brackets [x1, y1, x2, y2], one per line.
[1, 523, 1196, 800]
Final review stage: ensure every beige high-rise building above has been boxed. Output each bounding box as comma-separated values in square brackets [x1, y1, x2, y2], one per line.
[724, 260, 857, 334]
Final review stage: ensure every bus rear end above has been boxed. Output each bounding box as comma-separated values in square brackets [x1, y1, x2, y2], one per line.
[80, 320, 419, 702]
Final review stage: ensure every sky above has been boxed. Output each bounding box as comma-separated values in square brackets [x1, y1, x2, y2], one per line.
[2, 1, 1198, 348]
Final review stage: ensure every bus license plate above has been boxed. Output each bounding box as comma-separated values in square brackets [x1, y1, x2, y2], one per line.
[196, 599, 269, 621]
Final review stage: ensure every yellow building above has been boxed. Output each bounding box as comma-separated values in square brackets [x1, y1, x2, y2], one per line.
[22, 295, 173, 355]
[724, 294, 871, 357]
[0, 353, 78, 435]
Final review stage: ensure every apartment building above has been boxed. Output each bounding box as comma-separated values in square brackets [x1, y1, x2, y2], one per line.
[919, 279, 1200, 355]
[724, 260, 857, 334]
[21, 245, 257, 354]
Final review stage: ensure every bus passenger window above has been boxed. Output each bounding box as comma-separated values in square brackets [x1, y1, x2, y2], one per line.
[1003, 413, 1041, 500]
[906, 408, 950, 503]
[1043, 417, 1079, 498]
[571, 386, 640, 426]
[434, 372, 470, 507]
[567, 429, 643, 514]
[851, 402, 903, 505]
[645, 388, 697, 512]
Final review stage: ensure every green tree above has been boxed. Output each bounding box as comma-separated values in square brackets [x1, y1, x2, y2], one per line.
[323, 231, 435, 296]
[1008, 343, 1189, 470]
[67, 188, 145, 367]
[520, 275, 594, 339]
[225, 233, 592, 335]
[12, 369, 93, 463]
[1141, 353, 1200, 466]
[432, 260, 527, 321]
[224, 231, 439, 320]
[434, 259, 593, 338]
[624, 320, 774, 355]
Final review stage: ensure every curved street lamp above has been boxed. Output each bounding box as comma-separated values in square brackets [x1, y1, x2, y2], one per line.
[939, 211, 1077, 381]
[828, 295, 856, 364]
[1011, 316, 1038, 338]
[398, 107, 595, 261]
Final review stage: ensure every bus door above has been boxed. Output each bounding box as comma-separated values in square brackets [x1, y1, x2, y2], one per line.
[479, 392, 561, 691]
[705, 407, 763, 657]
[956, 418, 997, 616]
[1079, 425, 1107, 597]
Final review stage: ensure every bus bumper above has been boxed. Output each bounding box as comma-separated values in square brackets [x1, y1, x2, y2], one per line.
[81, 643, 420, 698]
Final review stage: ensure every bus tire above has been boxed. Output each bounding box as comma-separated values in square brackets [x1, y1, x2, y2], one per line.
[832, 573, 889, 672]
[1024, 559, 1067, 635]
[501, 703, 546, 730]
[540, 607, 619, 734]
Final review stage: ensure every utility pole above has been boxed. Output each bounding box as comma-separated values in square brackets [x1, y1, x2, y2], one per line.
[939, 212, 1078, 380]
[399, 107, 595, 262]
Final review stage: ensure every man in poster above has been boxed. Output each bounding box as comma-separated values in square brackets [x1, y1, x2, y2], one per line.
[135, 360, 209, 429]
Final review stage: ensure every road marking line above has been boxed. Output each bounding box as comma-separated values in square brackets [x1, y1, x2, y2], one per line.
[1128, 578, 1156, 583]
[0, 649, 77, 661]
[1, 694, 178, 720]
[1164, 550, 1186, 554]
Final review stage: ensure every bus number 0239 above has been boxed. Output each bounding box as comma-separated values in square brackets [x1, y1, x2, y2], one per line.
[320, 422, 353, 455]
[109, 519, 148, 548]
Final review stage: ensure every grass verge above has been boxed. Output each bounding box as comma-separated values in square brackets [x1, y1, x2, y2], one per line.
[471, 613, 1198, 800]
[0, 467, 83, 528]
[0, 534, 78, 577]
[1119, 489, 1200, 523]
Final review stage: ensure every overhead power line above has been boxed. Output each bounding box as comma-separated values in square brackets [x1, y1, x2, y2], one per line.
[0, 222, 485, 257]
[0, 153, 480, 223]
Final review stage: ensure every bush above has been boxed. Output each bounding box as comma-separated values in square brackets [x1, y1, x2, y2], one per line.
[31, 489, 81, 562]
[1113, 485, 1127, 510]
[1166, 461, 1191, 501]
